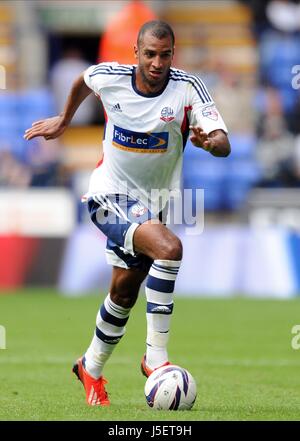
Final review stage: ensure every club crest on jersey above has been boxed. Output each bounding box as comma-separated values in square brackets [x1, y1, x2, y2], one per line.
[160, 107, 175, 122]
[112, 125, 169, 153]
[202, 105, 219, 121]
[131, 202, 148, 217]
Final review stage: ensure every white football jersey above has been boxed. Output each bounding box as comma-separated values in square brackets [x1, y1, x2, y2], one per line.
[83, 62, 228, 214]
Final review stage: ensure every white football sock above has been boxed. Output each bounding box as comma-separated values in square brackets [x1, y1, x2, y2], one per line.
[145, 259, 181, 369]
[84, 294, 131, 379]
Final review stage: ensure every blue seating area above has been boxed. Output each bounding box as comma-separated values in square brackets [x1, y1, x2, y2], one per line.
[183, 134, 261, 211]
[259, 30, 300, 114]
[0, 89, 55, 161]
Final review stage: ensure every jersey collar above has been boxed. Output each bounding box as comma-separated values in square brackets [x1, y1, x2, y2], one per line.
[131, 67, 169, 98]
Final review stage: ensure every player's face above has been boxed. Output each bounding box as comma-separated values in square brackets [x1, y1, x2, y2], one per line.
[134, 32, 174, 94]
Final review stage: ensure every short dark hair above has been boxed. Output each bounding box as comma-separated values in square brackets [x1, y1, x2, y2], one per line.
[137, 20, 175, 47]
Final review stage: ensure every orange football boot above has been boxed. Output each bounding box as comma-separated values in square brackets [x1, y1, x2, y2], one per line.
[72, 357, 110, 406]
[140, 354, 171, 378]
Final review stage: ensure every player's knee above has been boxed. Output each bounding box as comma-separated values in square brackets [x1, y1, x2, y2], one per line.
[157, 237, 182, 261]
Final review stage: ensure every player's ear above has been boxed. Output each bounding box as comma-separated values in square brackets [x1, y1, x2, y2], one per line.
[134, 44, 138, 59]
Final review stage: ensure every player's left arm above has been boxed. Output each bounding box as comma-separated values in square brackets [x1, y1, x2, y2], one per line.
[189, 127, 231, 157]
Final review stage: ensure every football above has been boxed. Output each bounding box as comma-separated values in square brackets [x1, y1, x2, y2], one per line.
[144, 365, 197, 410]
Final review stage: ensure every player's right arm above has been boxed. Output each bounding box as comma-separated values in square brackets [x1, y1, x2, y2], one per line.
[24, 72, 92, 141]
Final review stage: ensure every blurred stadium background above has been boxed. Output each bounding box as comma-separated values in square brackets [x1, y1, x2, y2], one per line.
[1, 0, 300, 299]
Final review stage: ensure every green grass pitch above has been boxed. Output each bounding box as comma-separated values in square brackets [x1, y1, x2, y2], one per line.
[0, 288, 300, 421]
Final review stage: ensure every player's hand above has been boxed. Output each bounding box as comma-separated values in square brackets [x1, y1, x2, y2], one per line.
[189, 126, 214, 152]
[23, 115, 67, 141]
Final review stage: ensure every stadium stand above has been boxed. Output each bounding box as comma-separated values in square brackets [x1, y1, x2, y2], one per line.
[0, 3, 18, 89]
[183, 134, 261, 211]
